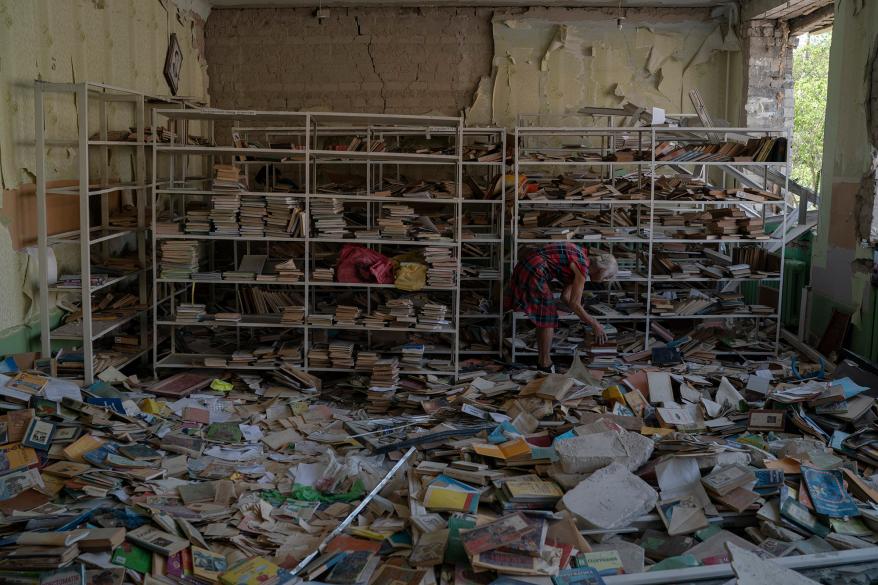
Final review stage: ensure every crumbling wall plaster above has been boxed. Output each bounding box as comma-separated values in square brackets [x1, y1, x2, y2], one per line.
[206, 6, 743, 128]
[0, 0, 210, 341]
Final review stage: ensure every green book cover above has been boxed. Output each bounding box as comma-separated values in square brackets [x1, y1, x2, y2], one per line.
[111, 542, 152, 574]
[444, 515, 477, 564]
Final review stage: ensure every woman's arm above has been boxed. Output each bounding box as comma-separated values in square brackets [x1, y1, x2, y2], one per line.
[565, 262, 607, 343]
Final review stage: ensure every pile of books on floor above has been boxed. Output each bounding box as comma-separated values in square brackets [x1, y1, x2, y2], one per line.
[212, 163, 248, 191]
[370, 358, 400, 388]
[266, 197, 305, 238]
[386, 298, 416, 326]
[175, 303, 207, 324]
[210, 194, 241, 237]
[379, 204, 416, 239]
[425, 247, 457, 287]
[280, 305, 306, 324]
[400, 343, 425, 369]
[275, 258, 304, 282]
[307, 344, 331, 368]
[312, 198, 348, 239]
[334, 305, 361, 326]
[312, 267, 334, 282]
[417, 302, 450, 331]
[329, 341, 356, 369]
[159, 240, 200, 279]
[239, 195, 267, 237]
[184, 204, 210, 235]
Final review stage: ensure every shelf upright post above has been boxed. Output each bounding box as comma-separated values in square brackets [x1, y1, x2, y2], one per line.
[510, 126, 520, 364]
[453, 119, 463, 379]
[304, 113, 312, 371]
[136, 93, 149, 364]
[776, 128, 791, 354]
[643, 127, 657, 351]
[151, 107, 159, 380]
[35, 83, 51, 360]
[77, 83, 95, 384]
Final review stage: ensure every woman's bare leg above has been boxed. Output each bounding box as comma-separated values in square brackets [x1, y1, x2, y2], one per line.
[537, 327, 554, 368]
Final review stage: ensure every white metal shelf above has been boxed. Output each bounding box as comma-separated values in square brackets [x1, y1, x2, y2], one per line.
[509, 124, 790, 364]
[152, 110, 497, 378]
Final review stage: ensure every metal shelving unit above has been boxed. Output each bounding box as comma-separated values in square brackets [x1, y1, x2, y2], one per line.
[508, 125, 790, 364]
[34, 81, 197, 383]
[153, 110, 466, 378]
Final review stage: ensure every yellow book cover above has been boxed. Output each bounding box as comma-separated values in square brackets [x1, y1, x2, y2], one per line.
[505, 479, 563, 499]
[0, 444, 39, 471]
[499, 437, 531, 459]
[424, 485, 473, 512]
[63, 434, 105, 463]
[472, 443, 504, 459]
[219, 556, 280, 585]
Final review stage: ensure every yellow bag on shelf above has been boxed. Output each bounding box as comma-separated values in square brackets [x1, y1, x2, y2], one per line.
[395, 262, 427, 291]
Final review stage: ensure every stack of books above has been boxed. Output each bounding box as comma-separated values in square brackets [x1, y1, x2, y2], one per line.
[371, 358, 400, 388]
[379, 204, 416, 240]
[386, 299, 416, 326]
[363, 309, 393, 328]
[239, 195, 267, 237]
[334, 305, 361, 326]
[496, 478, 564, 511]
[425, 247, 457, 287]
[176, 303, 207, 324]
[209, 194, 241, 237]
[307, 345, 331, 368]
[329, 342, 356, 369]
[266, 197, 305, 238]
[275, 258, 304, 282]
[356, 351, 379, 371]
[159, 240, 200, 280]
[280, 305, 306, 324]
[417, 302, 450, 331]
[312, 198, 347, 238]
[184, 205, 210, 235]
[586, 343, 618, 369]
[212, 164, 247, 191]
[312, 267, 334, 282]
[308, 314, 333, 327]
[401, 343, 425, 369]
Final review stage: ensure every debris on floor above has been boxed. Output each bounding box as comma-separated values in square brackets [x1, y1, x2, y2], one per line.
[1, 348, 878, 584]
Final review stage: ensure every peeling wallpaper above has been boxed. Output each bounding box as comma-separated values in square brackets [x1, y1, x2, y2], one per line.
[0, 0, 209, 339]
[469, 8, 742, 127]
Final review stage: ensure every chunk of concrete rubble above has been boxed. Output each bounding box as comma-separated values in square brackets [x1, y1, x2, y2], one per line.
[556, 429, 654, 474]
[728, 541, 820, 585]
[560, 462, 658, 530]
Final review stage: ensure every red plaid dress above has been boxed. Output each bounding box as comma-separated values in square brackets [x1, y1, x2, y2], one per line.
[506, 242, 590, 329]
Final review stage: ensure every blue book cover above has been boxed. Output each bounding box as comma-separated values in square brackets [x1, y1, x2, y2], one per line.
[801, 466, 860, 518]
[552, 567, 607, 585]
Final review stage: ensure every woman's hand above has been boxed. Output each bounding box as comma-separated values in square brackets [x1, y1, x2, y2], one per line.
[591, 320, 608, 344]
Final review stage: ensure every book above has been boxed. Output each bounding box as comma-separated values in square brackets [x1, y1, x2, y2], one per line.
[86, 567, 124, 585]
[22, 418, 55, 450]
[79, 527, 126, 552]
[219, 557, 283, 585]
[801, 466, 860, 518]
[17, 530, 89, 547]
[323, 550, 376, 584]
[575, 550, 624, 575]
[701, 464, 755, 496]
[409, 529, 448, 566]
[192, 546, 227, 582]
[111, 542, 152, 573]
[460, 513, 536, 556]
[126, 525, 190, 556]
[553, 566, 608, 584]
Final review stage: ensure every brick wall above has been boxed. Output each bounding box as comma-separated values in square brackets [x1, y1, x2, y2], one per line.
[742, 19, 794, 131]
[205, 7, 494, 115]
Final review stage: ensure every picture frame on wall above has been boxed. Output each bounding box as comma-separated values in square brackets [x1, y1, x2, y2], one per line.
[164, 33, 183, 95]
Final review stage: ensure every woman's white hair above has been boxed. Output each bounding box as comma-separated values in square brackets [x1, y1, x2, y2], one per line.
[592, 253, 619, 280]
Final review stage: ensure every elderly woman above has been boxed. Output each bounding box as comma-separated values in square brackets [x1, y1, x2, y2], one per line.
[507, 242, 618, 373]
